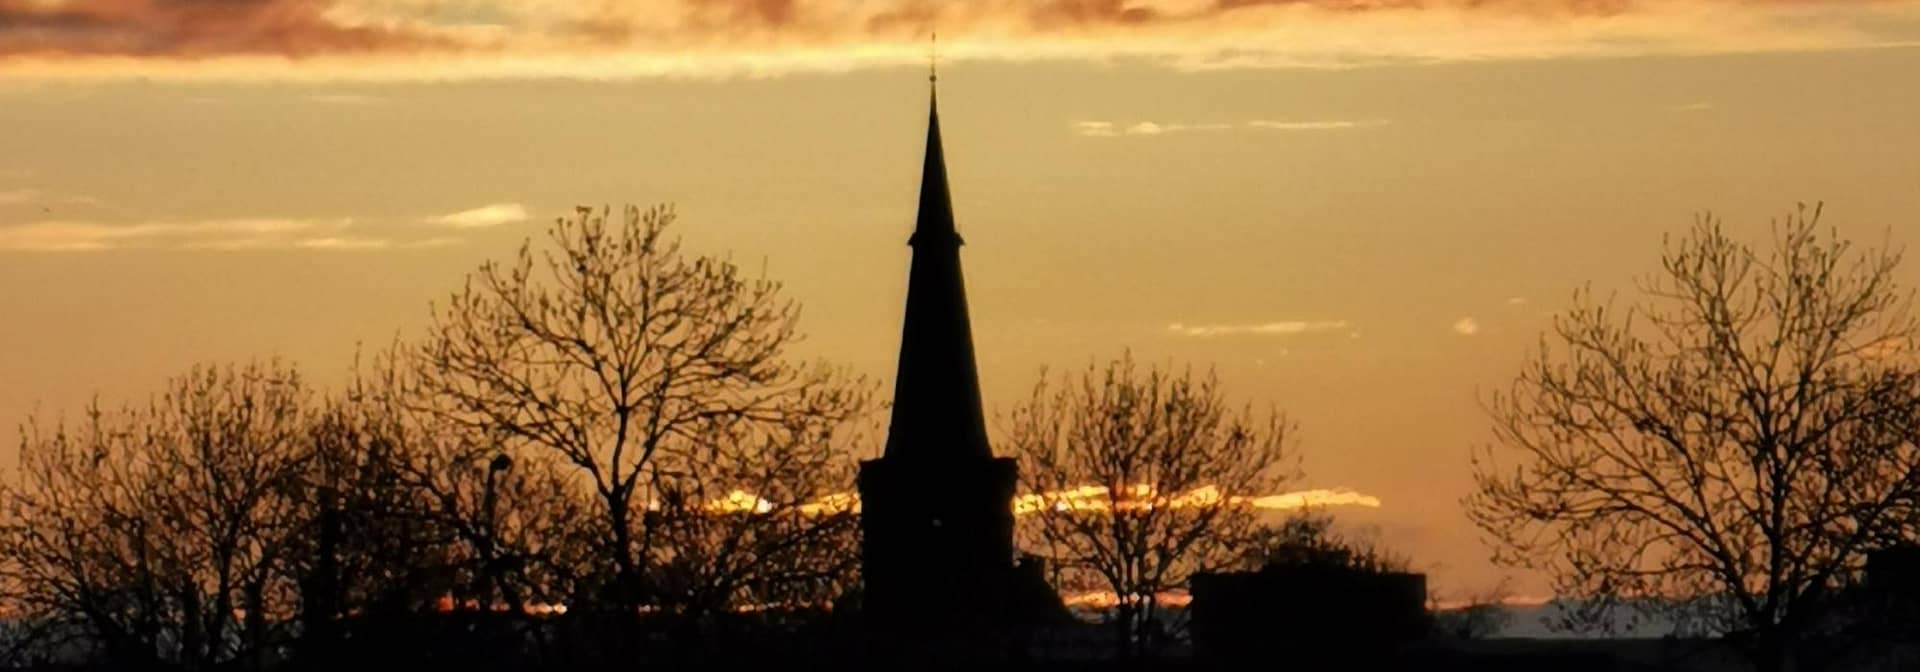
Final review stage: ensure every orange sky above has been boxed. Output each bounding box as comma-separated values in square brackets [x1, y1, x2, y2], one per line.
[4, 2, 1920, 598]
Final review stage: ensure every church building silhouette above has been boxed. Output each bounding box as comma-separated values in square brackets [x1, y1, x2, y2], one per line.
[856, 74, 1066, 662]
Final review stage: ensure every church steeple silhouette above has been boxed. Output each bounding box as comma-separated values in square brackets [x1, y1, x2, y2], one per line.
[858, 74, 1031, 660]
[884, 70, 990, 462]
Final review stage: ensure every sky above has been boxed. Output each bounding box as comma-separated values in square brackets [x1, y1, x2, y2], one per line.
[4, 0, 1920, 599]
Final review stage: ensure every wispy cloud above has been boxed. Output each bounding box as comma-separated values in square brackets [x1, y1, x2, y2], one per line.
[0, 187, 103, 210]
[1251, 120, 1390, 131]
[0, 188, 39, 205]
[1168, 320, 1353, 337]
[1079, 119, 1389, 137]
[1125, 122, 1165, 136]
[1667, 101, 1715, 112]
[1506, 296, 1528, 306]
[427, 203, 528, 229]
[1453, 317, 1481, 336]
[408, 236, 466, 249]
[1247, 119, 1390, 131]
[297, 236, 394, 250]
[1240, 487, 1383, 510]
[305, 92, 388, 106]
[0, 218, 463, 252]
[1123, 121, 1234, 136]
[0, 219, 355, 252]
[1075, 121, 1118, 137]
[5, 0, 1916, 80]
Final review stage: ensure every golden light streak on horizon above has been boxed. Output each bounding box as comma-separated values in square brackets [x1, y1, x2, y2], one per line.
[1060, 590, 1193, 609]
[709, 489, 775, 514]
[1428, 594, 1555, 611]
[1011, 485, 1382, 515]
[418, 591, 1559, 617]
[689, 486, 1381, 516]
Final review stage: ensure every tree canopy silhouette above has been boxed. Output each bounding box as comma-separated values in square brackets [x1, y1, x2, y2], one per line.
[0, 362, 313, 668]
[1467, 205, 1920, 672]
[1002, 353, 1295, 657]
[412, 204, 872, 616]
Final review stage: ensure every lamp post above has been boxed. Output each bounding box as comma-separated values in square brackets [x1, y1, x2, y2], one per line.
[481, 454, 513, 613]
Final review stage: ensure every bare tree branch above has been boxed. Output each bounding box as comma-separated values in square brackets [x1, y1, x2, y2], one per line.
[1466, 205, 1920, 672]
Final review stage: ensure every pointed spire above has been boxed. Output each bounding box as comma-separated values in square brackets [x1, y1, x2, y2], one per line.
[910, 61, 960, 249]
[884, 74, 990, 461]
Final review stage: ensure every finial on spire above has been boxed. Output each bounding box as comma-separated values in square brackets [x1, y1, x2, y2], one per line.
[929, 30, 938, 85]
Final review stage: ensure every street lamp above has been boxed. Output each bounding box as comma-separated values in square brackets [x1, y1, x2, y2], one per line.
[481, 453, 514, 614]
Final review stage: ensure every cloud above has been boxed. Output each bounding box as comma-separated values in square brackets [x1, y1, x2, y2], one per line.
[1080, 118, 1387, 137]
[1453, 317, 1481, 335]
[1123, 121, 1233, 135]
[0, 187, 103, 210]
[407, 236, 466, 248]
[1074, 121, 1118, 137]
[0, 217, 461, 252]
[4, 219, 352, 251]
[1239, 487, 1383, 510]
[3, 0, 1917, 79]
[427, 203, 528, 229]
[1247, 119, 1390, 131]
[0, 219, 341, 252]
[0, 0, 439, 61]
[305, 92, 387, 106]
[0, 188, 39, 205]
[1506, 296, 1528, 305]
[1667, 101, 1715, 112]
[1168, 320, 1352, 337]
[297, 236, 393, 249]
[1128, 121, 1167, 136]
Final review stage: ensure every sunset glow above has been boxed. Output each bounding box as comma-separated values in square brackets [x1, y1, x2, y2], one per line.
[686, 486, 1381, 516]
[7, 0, 1920, 612]
[1061, 590, 1193, 609]
[3, 0, 1918, 80]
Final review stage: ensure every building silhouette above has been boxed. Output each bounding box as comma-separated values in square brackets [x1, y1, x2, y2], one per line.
[1189, 563, 1429, 666]
[856, 75, 1061, 662]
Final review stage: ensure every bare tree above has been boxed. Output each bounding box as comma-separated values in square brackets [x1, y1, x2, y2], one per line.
[149, 363, 313, 670]
[1466, 205, 1920, 672]
[412, 204, 871, 613]
[338, 350, 585, 609]
[0, 362, 313, 669]
[1003, 353, 1295, 657]
[0, 405, 168, 667]
[289, 391, 448, 665]
[641, 406, 869, 621]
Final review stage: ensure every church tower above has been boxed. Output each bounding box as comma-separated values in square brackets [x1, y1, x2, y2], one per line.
[856, 75, 1023, 656]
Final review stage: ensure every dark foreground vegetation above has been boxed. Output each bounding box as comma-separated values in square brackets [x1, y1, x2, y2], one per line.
[0, 202, 1916, 672]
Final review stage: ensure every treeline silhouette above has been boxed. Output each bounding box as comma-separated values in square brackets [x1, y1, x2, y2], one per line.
[4, 202, 1918, 672]
[1466, 205, 1920, 672]
[0, 206, 874, 670]
[0, 205, 1340, 670]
